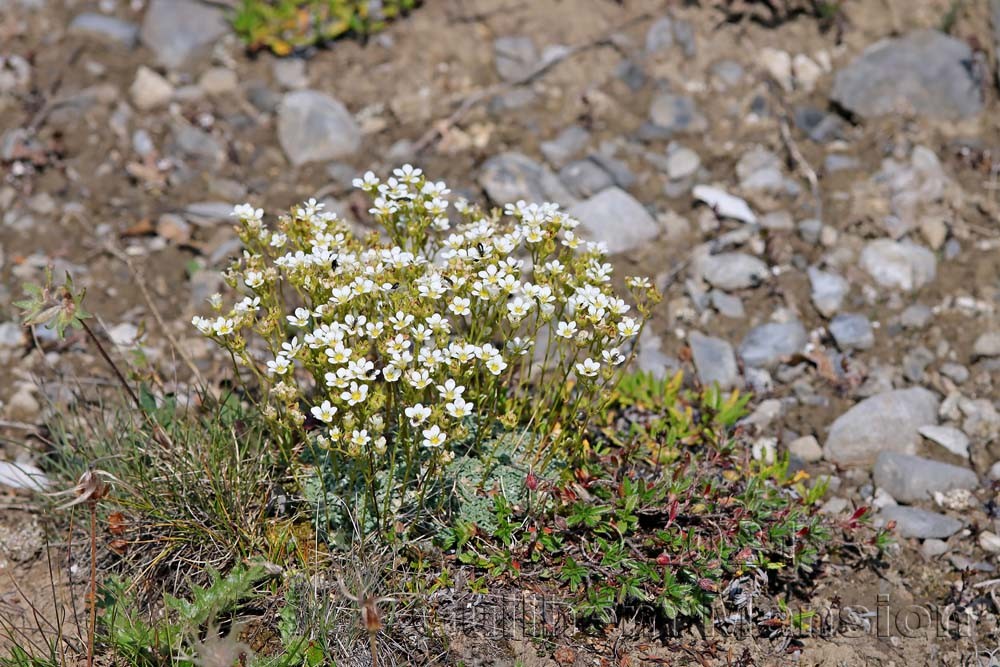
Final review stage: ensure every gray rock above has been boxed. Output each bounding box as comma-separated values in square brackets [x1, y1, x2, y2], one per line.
[759, 211, 794, 231]
[973, 331, 1000, 358]
[567, 187, 659, 254]
[829, 313, 874, 351]
[588, 153, 635, 189]
[559, 159, 613, 199]
[738, 321, 807, 368]
[919, 425, 970, 459]
[540, 126, 590, 168]
[902, 346, 934, 383]
[710, 60, 744, 89]
[0, 461, 49, 491]
[0, 322, 23, 349]
[171, 122, 224, 168]
[710, 290, 745, 319]
[140, 0, 227, 70]
[246, 82, 281, 114]
[277, 91, 360, 166]
[736, 147, 786, 193]
[798, 218, 823, 244]
[272, 58, 309, 90]
[665, 147, 701, 180]
[940, 363, 969, 384]
[794, 106, 845, 143]
[879, 505, 962, 539]
[823, 388, 939, 466]
[860, 239, 937, 291]
[692, 186, 757, 224]
[69, 13, 139, 48]
[616, 60, 647, 91]
[789, 435, 823, 463]
[649, 93, 706, 134]
[198, 67, 238, 96]
[808, 266, 849, 318]
[184, 201, 232, 226]
[920, 538, 949, 559]
[900, 303, 933, 329]
[488, 88, 537, 112]
[635, 330, 681, 380]
[831, 29, 984, 120]
[645, 16, 674, 54]
[689, 332, 739, 389]
[479, 152, 575, 208]
[873, 452, 978, 503]
[672, 20, 696, 58]
[494, 36, 537, 82]
[824, 154, 861, 173]
[700, 252, 769, 291]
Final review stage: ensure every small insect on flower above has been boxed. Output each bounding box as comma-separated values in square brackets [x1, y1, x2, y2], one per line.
[310, 400, 337, 423]
[575, 358, 601, 377]
[422, 425, 447, 449]
[602, 348, 626, 366]
[404, 403, 431, 426]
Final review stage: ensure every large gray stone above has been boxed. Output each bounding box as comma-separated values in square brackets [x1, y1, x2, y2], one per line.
[689, 332, 738, 389]
[69, 13, 139, 48]
[567, 187, 659, 255]
[700, 252, 769, 291]
[829, 313, 875, 351]
[859, 239, 936, 291]
[479, 152, 575, 208]
[140, 0, 228, 70]
[277, 91, 360, 166]
[879, 505, 962, 539]
[738, 321, 807, 368]
[873, 452, 978, 503]
[831, 30, 984, 120]
[823, 388, 939, 466]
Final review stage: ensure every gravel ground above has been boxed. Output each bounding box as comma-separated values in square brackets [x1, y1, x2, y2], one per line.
[1, 0, 1000, 663]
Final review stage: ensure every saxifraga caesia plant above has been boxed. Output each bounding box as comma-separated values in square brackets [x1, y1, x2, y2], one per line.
[193, 165, 660, 536]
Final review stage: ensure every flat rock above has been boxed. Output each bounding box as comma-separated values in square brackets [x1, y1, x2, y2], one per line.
[540, 126, 590, 168]
[823, 388, 939, 466]
[808, 266, 849, 318]
[789, 435, 823, 463]
[710, 290, 745, 318]
[567, 187, 659, 255]
[738, 321, 807, 368]
[649, 93, 706, 133]
[665, 147, 701, 180]
[831, 29, 984, 120]
[859, 239, 936, 291]
[879, 505, 962, 539]
[69, 12, 139, 48]
[919, 425, 970, 459]
[480, 152, 575, 208]
[699, 252, 769, 291]
[689, 332, 739, 389]
[829, 313, 875, 351]
[130, 65, 173, 110]
[873, 452, 978, 503]
[277, 90, 360, 166]
[692, 185, 757, 224]
[973, 331, 1000, 358]
[494, 36, 537, 82]
[0, 460, 49, 491]
[140, 0, 228, 70]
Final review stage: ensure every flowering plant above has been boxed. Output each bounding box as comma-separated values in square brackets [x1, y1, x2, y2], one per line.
[193, 165, 658, 533]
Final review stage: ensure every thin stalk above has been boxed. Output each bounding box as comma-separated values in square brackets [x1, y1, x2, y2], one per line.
[87, 501, 97, 667]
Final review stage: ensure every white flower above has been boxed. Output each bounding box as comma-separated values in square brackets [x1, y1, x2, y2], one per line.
[422, 424, 446, 449]
[269, 232, 287, 248]
[575, 358, 600, 377]
[506, 297, 531, 322]
[353, 171, 380, 191]
[406, 369, 431, 389]
[555, 321, 578, 339]
[382, 365, 402, 382]
[349, 429, 370, 448]
[446, 397, 473, 419]
[232, 203, 263, 222]
[425, 313, 450, 333]
[325, 343, 352, 365]
[310, 400, 337, 423]
[208, 293, 223, 309]
[192, 316, 213, 334]
[627, 276, 652, 289]
[404, 403, 431, 426]
[212, 317, 235, 336]
[244, 271, 264, 289]
[235, 296, 261, 314]
[602, 348, 626, 366]
[449, 297, 471, 316]
[393, 163, 423, 184]
[617, 317, 640, 337]
[266, 355, 292, 375]
[389, 311, 414, 331]
[287, 307, 311, 328]
[340, 382, 369, 406]
[436, 379, 465, 402]
[485, 354, 508, 376]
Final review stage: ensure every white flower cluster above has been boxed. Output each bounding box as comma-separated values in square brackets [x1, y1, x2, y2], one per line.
[193, 166, 658, 464]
